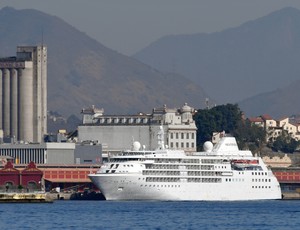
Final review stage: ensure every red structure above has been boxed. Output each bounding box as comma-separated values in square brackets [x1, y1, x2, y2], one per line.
[0, 161, 19, 187]
[21, 162, 43, 190]
[273, 169, 300, 183]
[0, 161, 43, 190]
[41, 166, 98, 192]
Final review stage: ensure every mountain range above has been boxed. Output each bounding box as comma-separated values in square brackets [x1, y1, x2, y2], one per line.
[0, 7, 209, 117]
[1, 7, 300, 119]
[134, 7, 300, 118]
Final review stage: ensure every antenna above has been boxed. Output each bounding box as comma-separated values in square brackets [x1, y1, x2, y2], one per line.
[205, 98, 210, 109]
[41, 27, 44, 47]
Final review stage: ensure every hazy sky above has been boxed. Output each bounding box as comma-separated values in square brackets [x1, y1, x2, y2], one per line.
[1, 0, 300, 55]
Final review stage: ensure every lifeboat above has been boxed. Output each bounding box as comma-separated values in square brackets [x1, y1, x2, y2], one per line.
[231, 159, 259, 167]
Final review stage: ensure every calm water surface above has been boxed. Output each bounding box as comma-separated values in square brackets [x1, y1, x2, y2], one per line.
[0, 200, 300, 229]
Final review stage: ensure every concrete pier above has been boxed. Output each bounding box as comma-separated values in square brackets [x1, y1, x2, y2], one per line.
[0, 192, 53, 203]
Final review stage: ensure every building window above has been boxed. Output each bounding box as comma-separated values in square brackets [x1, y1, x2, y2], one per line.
[181, 133, 184, 139]
[176, 133, 178, 139]
[170, 133, 173, 139]
[170, 142, 173, 148]
[192, 133, 194, 139]
[181, 143, 184, 148]
[176, 142, 178, 148]
[186, 143, 189, 148]
[192, 143, 194, 148]
[187, 133, 189, 139]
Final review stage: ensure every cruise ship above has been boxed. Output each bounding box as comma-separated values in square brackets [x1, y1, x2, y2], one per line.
[89, 128, 282, 201]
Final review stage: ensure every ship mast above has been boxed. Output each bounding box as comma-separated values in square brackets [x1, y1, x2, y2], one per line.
[157, 126, 165, 150]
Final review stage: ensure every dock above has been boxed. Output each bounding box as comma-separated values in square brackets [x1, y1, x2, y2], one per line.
[0, 192, 53, 203]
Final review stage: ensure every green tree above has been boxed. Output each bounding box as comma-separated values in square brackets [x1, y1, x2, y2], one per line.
[194, 104, 243, 150]
[232, 119, 266, 153]
[194, 103, 266, 152]
[269, 131, 300, 153]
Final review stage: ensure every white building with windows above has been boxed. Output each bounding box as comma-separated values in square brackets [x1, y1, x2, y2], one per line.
[249, 115, 300, 142]
[78, 104, 197, 153]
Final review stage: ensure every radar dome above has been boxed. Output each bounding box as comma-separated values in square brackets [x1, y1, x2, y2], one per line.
[132, 141, 141, 151]
[203, 141, 213, 152]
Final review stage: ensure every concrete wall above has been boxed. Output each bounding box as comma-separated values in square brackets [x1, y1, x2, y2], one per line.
[78, 125, 152, 151]
[45, 143, 75, 164]
[74, 144, 102, 164]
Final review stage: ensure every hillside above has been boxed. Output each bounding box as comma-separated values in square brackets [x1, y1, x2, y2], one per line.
[134, 7, 300, 116]
[239, 79, 300, 118]
[0, 7, 210, 117]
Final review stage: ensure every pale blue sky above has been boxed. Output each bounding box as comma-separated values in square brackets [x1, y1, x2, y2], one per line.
[1, 0, 300, 55]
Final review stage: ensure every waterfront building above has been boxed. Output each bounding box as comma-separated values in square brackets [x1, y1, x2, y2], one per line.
[249, 115, 300, 142]
[78, 103, 197, 153]
[262, 154, 292, 168]
[0, 161, 43, 191]
[0, 142, 102, 164]
[0, 45, 47, 143]
[0, 161, 99, 193]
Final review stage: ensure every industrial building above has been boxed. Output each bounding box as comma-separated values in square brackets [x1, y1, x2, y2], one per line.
[0, 142, 102, 165]
[0, 45, 47, 143]
[78, 103, 197, 153]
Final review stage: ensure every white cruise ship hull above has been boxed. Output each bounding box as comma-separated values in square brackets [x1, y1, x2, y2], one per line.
[89, 136, 282, 201]
[89, 173, 282, 201]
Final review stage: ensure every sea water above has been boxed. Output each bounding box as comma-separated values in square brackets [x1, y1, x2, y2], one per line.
[0, 200, 299, 230]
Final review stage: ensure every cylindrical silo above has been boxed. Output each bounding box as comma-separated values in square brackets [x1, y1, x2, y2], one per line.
[18, 64, 33, 142]
[41, 46, 47, 140]
[3, 68, 10, 137]
[10, 68, 18, 140]
[0, 69, 3, 130]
